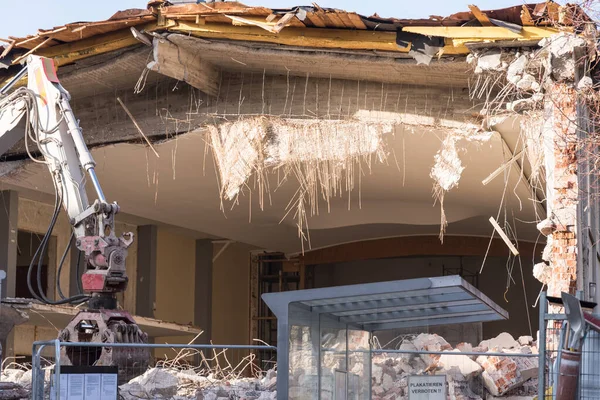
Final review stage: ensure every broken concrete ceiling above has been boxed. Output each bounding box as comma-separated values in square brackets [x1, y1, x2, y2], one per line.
[0, 1, 572, 253]
[0, 118, 540, 253]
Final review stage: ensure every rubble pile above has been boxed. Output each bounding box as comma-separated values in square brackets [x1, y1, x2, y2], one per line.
[117, 367, 277, 400]
[372, 333, 539, 400]
[0, 368, 40, 400]
[0, 365, 277, 400]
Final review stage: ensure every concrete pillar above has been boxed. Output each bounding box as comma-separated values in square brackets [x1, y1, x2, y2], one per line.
[0, 190, 18, 360]
[194, 240, 213, 343]
[136, 225, 157, 318]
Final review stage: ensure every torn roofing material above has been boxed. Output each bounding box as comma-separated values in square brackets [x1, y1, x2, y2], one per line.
[0, 0, 584, 71]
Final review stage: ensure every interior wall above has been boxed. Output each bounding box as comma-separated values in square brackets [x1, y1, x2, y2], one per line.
[211, 242, 255, 345]
[313, 254, 542, 342]
[154, 227, 196, 346]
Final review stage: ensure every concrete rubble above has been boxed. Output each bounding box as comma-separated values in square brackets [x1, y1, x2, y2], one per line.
[371, 332, 539, 400]
[0, 365, 277, 400]
[118, 367, 278, 400]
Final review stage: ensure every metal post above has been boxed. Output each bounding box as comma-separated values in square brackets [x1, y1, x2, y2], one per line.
[538, 291, 547, 400]
[54, 340, 61, 400]
[31, 343, 38, 400]
[32, 342, 49, 400]
[276, 316, 289, 400]
[0, 270, 4, 372]
[369, 332, 373, 400]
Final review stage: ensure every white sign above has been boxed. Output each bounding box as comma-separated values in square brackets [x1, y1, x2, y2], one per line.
[408, 375, 446, 399]
[100, 374, 118, 400]
[84, 374, 102, 400]
[51, 367, 118, 400]
[67, 375, 85, 400]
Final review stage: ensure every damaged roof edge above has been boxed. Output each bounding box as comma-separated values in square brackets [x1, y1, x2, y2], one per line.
[0, 0, 587, 73]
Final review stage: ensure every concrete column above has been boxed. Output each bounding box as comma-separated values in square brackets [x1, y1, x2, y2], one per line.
[0, 190, 18, 360]
[136, 225, 157, 318]
[194, 239, 213, 343]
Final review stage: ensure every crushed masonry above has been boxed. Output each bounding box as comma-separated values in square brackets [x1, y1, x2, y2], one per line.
[468, 31, 592, 297]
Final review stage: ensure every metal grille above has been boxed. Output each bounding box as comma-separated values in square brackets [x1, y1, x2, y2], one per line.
[538, 292, 600, 399]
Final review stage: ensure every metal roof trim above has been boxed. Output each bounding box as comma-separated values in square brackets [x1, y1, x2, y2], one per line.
[262, 275, 508, 331]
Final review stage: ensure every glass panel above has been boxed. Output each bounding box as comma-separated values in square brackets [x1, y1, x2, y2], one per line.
[289, 303, 319, 400]
[347, 329, 370, 400]
[320, 314, 347, 400]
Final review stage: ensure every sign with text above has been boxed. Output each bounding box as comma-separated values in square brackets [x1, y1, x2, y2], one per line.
[408, 375, 446, 399]
[50, 366, 118, 400]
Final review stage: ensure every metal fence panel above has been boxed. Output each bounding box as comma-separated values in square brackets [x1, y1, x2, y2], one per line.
[538, 291, 600, 399]
[29, 341, 276, 400]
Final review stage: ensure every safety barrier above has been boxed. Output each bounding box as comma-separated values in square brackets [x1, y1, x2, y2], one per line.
[30, 340, 277, 400]
[538, 292, 600, 399]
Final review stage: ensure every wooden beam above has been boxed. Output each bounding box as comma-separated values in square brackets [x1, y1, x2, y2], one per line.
[521, 6, 536, 26]
[36, 22, 166, 67]
[224, 15, 282, 33]
[403, 25, 559, 39]
[489, 217, 520, 256]
[170, 20, 470, 55]
[482, 149, 525, 185]
[15, 27, 68, 47]
[0, 22, 166, 90]
[468, 5, 493, 26]
[148, 36, 221, 96]
[0, 40, 15, 59]
[12, 37, 54, 65]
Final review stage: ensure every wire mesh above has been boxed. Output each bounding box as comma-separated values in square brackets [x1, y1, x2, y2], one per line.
[540, 318, 600, 400]
[539, 318, 565, 400]
[30, 341, 277, 400]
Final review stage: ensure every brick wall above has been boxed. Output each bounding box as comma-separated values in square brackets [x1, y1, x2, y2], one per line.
[545, 83, 579, 297]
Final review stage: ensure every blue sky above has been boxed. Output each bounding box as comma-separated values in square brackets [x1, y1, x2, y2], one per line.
[1, 0, 529, 39]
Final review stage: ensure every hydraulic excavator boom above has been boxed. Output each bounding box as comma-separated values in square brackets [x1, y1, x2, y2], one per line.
[0, 56, 148, 382]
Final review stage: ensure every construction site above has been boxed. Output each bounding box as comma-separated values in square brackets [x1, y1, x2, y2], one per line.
[0, 0, 599, 399]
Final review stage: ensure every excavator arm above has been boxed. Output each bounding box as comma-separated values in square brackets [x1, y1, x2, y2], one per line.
[0, 56, 148, 382]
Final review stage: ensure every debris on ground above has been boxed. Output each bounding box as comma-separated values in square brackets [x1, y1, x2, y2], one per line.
[0, 332, 537, 399]
[118, 367, 278, 400]
[0, 382, 28, 400]
[371, 332, 539, 400]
